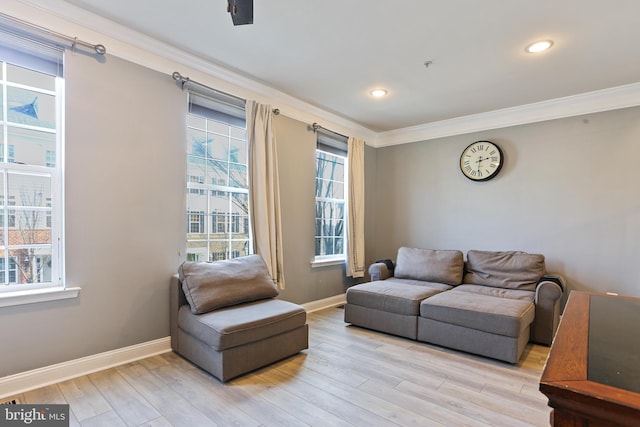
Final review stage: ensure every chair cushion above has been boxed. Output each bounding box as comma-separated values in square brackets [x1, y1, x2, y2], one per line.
[420, 289, 535, 337]
[394, 247, 464, 286]
[346, 280, 451, 316]
[179, 255, 279, 314]
[178, 299, 306, 351]
[463, 250, 545, 291]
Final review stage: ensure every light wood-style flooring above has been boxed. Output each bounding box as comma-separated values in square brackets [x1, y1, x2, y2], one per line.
[7, 307, 552, 426]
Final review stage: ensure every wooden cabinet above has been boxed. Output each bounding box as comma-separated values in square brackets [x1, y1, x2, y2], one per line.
[539, 291, 640, 426]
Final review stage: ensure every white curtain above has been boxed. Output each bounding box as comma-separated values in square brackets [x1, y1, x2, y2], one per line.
[247, 100, 285, 289]
[347, 136, 365, 278]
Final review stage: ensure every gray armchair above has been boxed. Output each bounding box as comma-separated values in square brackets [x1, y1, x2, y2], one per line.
[170, 255, 308, 381]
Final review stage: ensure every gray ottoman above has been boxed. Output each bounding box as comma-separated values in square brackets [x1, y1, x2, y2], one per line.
[418, 289, 535, 363]
[345, 279, 451, 339]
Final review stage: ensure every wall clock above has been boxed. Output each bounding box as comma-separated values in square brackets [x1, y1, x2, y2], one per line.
[459, 140, 504, 181]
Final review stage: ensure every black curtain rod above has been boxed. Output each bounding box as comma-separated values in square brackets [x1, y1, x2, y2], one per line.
[172, 71, 279, 115]
[311, 122, 348, 139]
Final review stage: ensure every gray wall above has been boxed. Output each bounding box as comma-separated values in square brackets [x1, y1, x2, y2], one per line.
[0, 53, 375, 377]
[274, 115, 374, 304]
[0, 53, 187, 377]
[373, 106, 640, 300]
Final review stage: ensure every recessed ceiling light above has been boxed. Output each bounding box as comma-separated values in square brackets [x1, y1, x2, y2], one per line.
[370, 89, 387, 97]
[525, 40, 553, 53]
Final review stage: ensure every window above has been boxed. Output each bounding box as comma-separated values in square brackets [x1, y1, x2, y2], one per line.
[0, 34, 63, 293]
[46, 197, 51, 228]
[315, 132, 348, 263]
[0, 257, 17, 283]
[187, 211, 205, 233]
[185, 92, 251, 262]
[45, 149, 55, 167]
[7, 195, 16, 227]
[0, 144, 14, 163]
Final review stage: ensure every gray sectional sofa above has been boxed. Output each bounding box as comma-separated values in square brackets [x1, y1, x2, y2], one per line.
[344, 247, 564, 363]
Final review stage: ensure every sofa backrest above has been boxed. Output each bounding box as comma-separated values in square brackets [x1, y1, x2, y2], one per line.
[463, 250, 545, 291]
[394, 247, 464, 286]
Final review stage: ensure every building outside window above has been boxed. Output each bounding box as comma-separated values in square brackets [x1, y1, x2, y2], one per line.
[185, 96, 250, 263]
[315, 145, 347, 262]
[0, 53, 62, 290]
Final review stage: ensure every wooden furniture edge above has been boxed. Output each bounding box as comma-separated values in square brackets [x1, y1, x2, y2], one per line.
[540, 290, 640, 426]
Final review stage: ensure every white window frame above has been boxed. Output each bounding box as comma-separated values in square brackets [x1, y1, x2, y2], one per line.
[185, 94, 251, 263]
[0, 44, 77, 308]
[313, 147, 348, 267]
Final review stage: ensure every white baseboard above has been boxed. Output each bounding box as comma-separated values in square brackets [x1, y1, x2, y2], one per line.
[0, 337, 171, 400]
[0, 294, 345, 399]
[302, 293, 345, 313]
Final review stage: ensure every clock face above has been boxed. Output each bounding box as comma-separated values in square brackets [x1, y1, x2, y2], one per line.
[460, 141, 503, 181]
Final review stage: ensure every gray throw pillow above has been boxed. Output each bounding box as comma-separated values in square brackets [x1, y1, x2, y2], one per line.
[463, 250, 545, 291]
[178, 254, 279, 314]
[394, 247, 464, 285]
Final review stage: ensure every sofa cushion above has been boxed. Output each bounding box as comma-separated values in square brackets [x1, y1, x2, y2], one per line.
[178, 299, 306, 351]
[381, 278, 452, 292]
[455, 284, 535, 302]
[179, 255, 279, 314]
[394, 247, 464, 286]
[346, 280, 451, 316]
[420, 290, 535, 337]
[463, 250, 545, 291]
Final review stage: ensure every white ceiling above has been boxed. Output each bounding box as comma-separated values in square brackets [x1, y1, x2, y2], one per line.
[54, 1, 640, 133]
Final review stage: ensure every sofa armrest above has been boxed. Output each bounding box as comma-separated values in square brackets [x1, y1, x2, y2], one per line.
[369, 261, 393, 281]
[170, 274, 187, 352]
[531, 275, 565, 345]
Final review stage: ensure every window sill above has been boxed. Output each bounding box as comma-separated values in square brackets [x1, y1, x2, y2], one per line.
[311, 257, 345, 268]
[0, 287, 81, 308]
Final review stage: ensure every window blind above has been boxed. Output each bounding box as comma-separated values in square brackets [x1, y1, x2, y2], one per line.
[0, 14, 65, 77]
[188, 90, 246, 128]
[317, 129, 348, 157]
[0, 21, 64, 77]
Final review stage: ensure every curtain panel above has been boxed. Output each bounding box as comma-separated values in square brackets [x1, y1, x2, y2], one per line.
[247, 100, 285, 289]
[347, 136, 366, 278]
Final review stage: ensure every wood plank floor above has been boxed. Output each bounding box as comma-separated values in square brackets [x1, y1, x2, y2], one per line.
[8, 307, 552, 426]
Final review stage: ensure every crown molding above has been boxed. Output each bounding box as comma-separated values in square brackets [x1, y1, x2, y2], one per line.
[371, 82, 640, 147]
[9, 0, 640, 148]
[11, 0, 376, 143]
